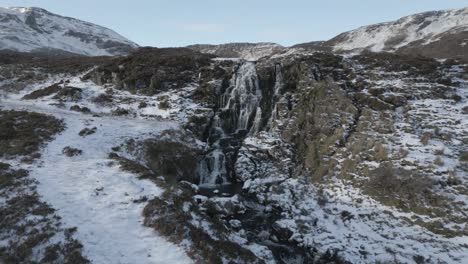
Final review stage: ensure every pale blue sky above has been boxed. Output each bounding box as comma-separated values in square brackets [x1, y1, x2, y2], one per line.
[2, 0, 467, 47]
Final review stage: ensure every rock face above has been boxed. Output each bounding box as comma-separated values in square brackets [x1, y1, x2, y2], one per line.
[296, 7, 468, 60]
[197, 61, 264, 186]
[187, 42, 285, 60]
[0, 7, 138, 56]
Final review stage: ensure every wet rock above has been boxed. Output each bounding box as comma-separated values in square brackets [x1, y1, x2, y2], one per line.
[84, 47, 214, 95]
[138, 101, 147, 108]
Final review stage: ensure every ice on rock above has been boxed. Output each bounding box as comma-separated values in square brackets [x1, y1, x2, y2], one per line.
[197, 149, 228, 186]
[223, 61, 262, 134]
[198, 61, 264, 186]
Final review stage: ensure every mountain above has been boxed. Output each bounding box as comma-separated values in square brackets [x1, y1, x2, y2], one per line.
[0, 7, 138, 56]
[2, 44, 467, 264]
[295, 7, 468, 60]
[1, 5, 467, 264]
[187, 42, 284, 60]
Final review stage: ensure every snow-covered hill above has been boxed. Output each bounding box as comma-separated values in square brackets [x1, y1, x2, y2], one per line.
[187, 42, 284, 60]
[0, 7, 138, 56]
[330, 7, 468, 59]
[294, 7, 468, 60]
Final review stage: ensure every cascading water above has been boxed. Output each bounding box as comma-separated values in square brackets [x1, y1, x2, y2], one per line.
[197, 61, 263, 186]
[223, 61, 262, 133]
[268, 63, 284, 126]
[197, 149, 228, 185]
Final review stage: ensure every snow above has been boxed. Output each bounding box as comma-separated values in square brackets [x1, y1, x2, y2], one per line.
[237, 43, 284, 61]
[0, 7, 138, 56]
[190, 43, 284, 61]
[266, 179, 468, 263]
[1, 88, 192, 264]
[10, 71, 202, 124]
[334, 7, 468, 52]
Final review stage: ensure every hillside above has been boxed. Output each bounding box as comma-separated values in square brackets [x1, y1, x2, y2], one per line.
[0, 7, 138, 56]
[296, 7, 468, 60]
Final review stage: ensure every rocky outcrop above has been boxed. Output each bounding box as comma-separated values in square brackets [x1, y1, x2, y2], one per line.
[84, 47, 214, 95]
[140, 130, 202, 184]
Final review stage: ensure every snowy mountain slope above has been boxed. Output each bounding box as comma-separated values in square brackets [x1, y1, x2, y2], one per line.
[0, 7, 138, 56]
[294, 7, 468, 60]
[331, 8, 467, 51]
[187, 42, 284, 60]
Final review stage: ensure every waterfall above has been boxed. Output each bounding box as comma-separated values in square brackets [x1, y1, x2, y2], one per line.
[269, 63, 284, 124]
[197, 61, 263, 186]
[197, 149, 228, 186]
[223, 61, 262, 133]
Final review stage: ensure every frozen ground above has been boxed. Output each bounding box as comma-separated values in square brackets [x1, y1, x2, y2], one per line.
[0, 92, 192, 263]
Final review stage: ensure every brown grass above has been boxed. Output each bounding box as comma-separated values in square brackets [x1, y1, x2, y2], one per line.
[0, 110, 64, 159]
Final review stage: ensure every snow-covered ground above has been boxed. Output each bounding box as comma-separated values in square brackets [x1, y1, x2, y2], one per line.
[0, 88, 193, 263]
[269, 179, 468, 264]
[333, 7, 468, 52]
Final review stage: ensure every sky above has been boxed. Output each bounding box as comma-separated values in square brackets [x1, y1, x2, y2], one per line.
[1, 0, 467, 47]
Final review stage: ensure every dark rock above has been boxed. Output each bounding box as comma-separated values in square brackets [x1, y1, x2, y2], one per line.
[62, 146, 82, 157]
[53, 86, 83, 101]
[78, 127, 97, 137]
[22, 82, 62, 100]
[112, 107, 129, 116]
[70, 105, 91, 113]
[141, 130, 202, 183]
